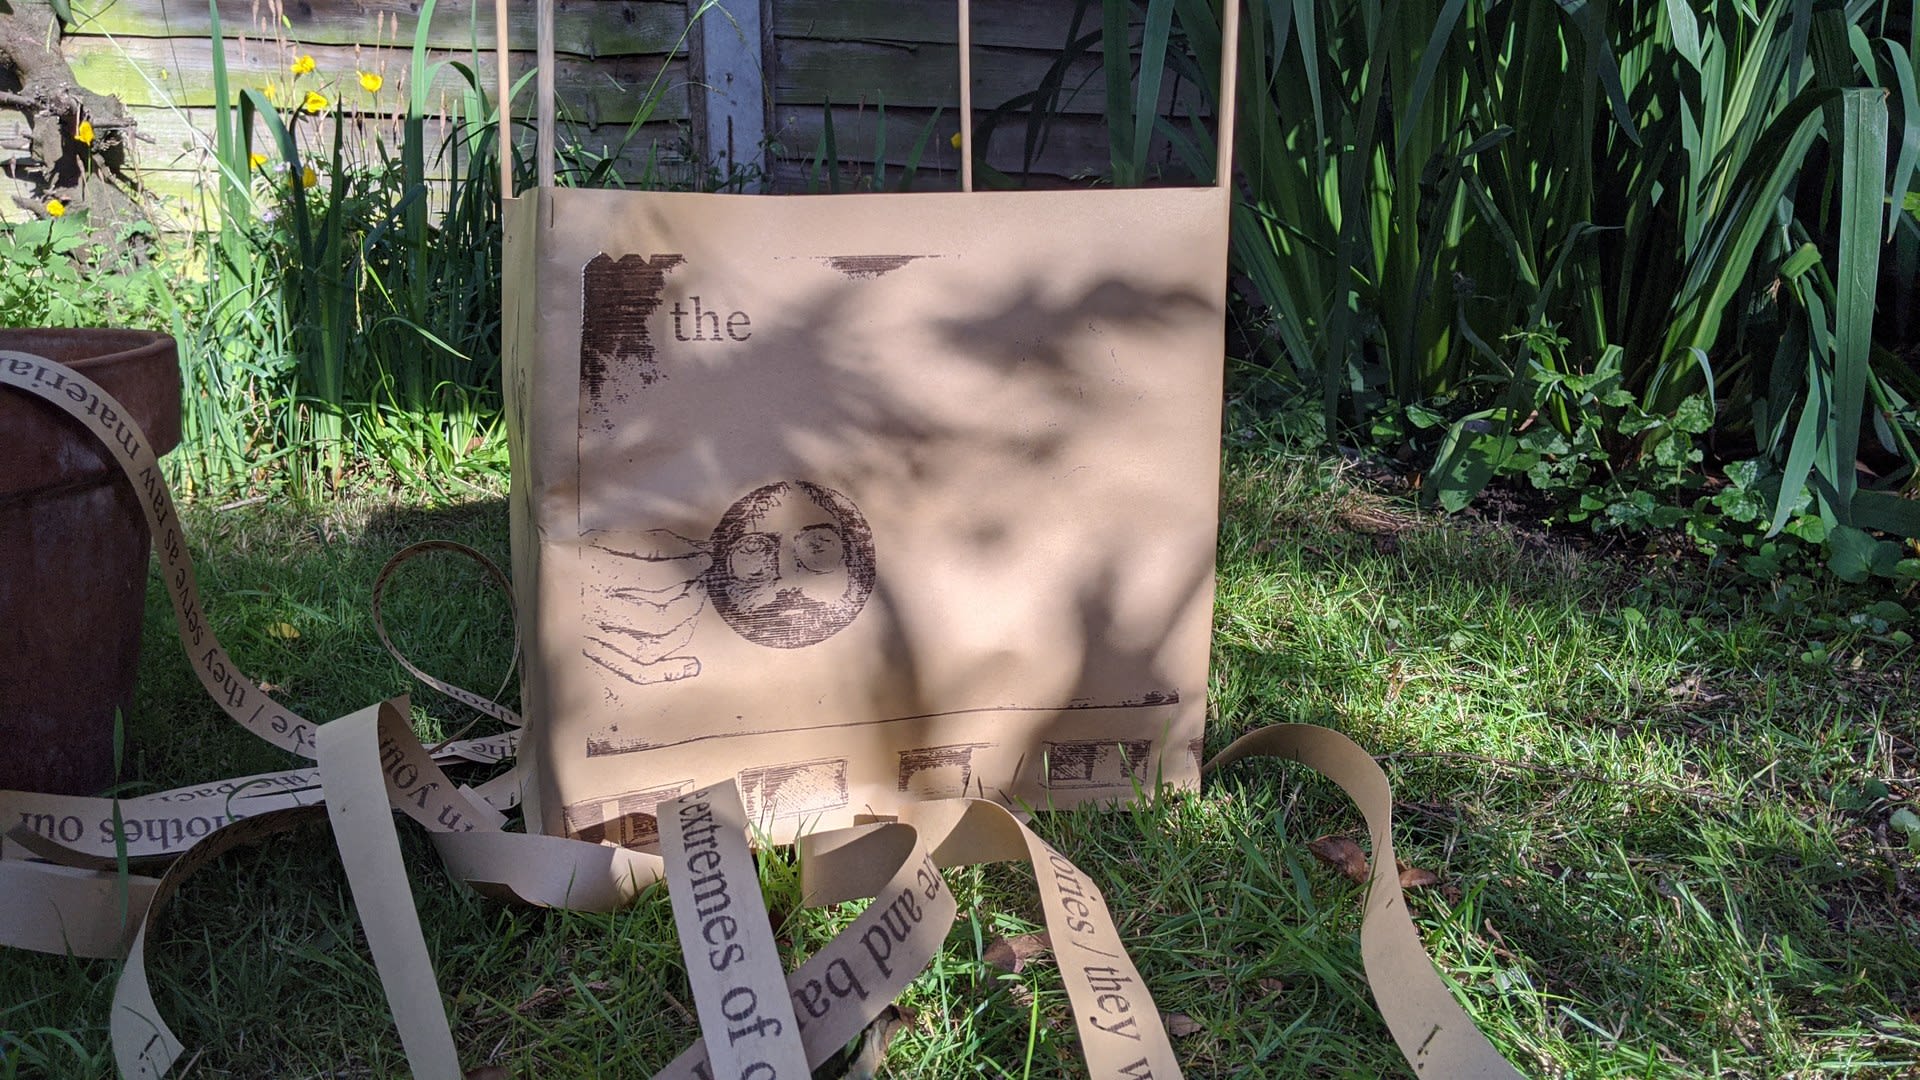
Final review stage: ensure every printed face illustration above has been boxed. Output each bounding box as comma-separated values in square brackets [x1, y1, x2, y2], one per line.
[705, 481, 875, 648]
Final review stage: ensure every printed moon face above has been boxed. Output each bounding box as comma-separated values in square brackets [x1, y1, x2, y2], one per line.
[706, 481, 875, 648]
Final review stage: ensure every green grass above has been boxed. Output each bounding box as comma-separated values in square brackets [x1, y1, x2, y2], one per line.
[6, 449, 1920, 1077]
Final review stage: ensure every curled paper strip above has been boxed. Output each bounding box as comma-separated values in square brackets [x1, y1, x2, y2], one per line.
[658, 783, 811, 1078]
[657, 819, 958, 1080]
[371, 539, 526, 735]
[0, 858, 158, 958]
[0, 349, 1522, 1079]
[1208, 727, 1525, 1078]
[802, 798, 1185, 1078]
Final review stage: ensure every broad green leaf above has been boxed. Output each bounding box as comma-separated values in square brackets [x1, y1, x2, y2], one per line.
[1852, 490, 1920, 538]
[1664, 0, 1703, 71]
[409, 0, 442, 117]
[1879, 39, 1920, 241]
[1779, 242, 1823, 279]
[1789, 0, 1812, 82]
[1781, 513, 1827, 541]
[1551, 0, 1641, 144]
[1769, 383, 1825, 537]
[1399, 0, 1470, 155]
[1673, 395, 1715, 434]
[1103, 0, 1136, 184]
[1891, 808, 1920, 847]
[1827, 524, 1897, 582]
[1862, 600, 1911, 626]
[1130, 0, 1177, 186]
[822, 98, 840, 194]
[1828, 89, 1889, 522]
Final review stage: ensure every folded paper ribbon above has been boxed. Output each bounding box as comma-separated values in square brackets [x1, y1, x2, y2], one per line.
[0, 350, 1523, 1078]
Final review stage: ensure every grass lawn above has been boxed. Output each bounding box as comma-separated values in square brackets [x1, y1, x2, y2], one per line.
[6, 446, 1919, 1078]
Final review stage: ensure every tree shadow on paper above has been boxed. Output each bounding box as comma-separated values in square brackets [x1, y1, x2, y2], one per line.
[555, 244, 1224, 830]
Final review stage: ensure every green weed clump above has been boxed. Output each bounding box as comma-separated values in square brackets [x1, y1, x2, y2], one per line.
[0, 211, 176, 332]
[1080, 0, 1920, 588]
[165, 0, 515, 500]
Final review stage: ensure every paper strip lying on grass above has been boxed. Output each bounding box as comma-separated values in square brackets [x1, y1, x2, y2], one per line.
[2, 349, 1524, 1079]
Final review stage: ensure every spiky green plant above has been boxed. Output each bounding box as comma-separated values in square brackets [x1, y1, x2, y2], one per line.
[1133, 0, 1918, 541]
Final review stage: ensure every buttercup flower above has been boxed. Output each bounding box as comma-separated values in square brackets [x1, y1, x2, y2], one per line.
[264, 84, 277, 103]
[358, 71, 383, 94]
[300, 165, 318, 188]
[302, 90, 328, 114]
[75, 120, 94, 146]
[46, 199, 65, 217]
[249, 152, 269, 169]
[291, 54, 315, 75]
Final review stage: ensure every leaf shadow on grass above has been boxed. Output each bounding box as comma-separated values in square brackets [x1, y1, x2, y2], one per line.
[1201, 458, 1920, 1074]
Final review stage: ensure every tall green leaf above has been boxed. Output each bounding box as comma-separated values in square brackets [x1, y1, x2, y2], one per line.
[1825, 87, 1889, 520]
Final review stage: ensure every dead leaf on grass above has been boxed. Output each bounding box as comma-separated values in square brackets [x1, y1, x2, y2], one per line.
[1397, 861, 1441, 888]
[511, 981, 612, 1015]
[833, 1004, 919, 1080]
[1256, 977, 1288, 999]
[1163, 1012, 1204, 1037]
[983, 931, 1052, 973]
[1307, 834, 1369, 884]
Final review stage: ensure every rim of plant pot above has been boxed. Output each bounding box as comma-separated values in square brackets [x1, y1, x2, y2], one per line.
[0, 327, 182, 502]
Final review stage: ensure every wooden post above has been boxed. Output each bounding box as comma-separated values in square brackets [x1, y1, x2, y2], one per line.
[695, 0, 768, 190]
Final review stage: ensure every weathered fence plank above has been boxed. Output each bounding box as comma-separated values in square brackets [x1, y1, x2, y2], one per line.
[776, 0, 1096, 52]
[771, 104, 1199, 185]
[690, 0, 767, 187]
[65, 38, 690, 126]
[12, 0, 1194, 215]
[67, 0, 688, 57]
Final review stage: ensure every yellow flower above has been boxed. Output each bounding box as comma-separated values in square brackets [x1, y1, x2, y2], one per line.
[949, 131, 964, 149]
[291, 54, 315, 75]
[248, 152, 269, 169]
[45, 198, 65, 217]
[300, 165, 318, 188]
[75, 119, 94, 145]
[357, 70, 383, 94]
[302, 90, 328, 114]
[264, 83, 277, 103]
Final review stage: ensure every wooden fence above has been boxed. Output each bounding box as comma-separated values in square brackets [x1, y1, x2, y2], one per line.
[5, 0, 1205, 221]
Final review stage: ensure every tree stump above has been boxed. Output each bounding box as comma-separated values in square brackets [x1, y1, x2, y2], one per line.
[0, 0, 143, 226]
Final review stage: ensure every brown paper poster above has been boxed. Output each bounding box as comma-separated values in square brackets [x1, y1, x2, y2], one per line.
[506, 185, 1230, 844]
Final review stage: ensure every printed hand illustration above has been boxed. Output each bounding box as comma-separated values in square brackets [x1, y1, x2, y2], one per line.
[582, 530, 712, 688]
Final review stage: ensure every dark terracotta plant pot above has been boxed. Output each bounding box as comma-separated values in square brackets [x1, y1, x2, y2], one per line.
[0, 329, 181, 796]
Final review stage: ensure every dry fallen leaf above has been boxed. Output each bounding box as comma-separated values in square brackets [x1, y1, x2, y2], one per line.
[832, 1004, 918, 1080]
[1163, 1012, 1204, 1037]
[266, 621, 300, 640]
[512, 980, 613, 1015]
[1398, 864, 1441, 889]
[1307, 834, 1369, 884]
[1257, 977, 1288, 999]
[983, 931, 1052, 973]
